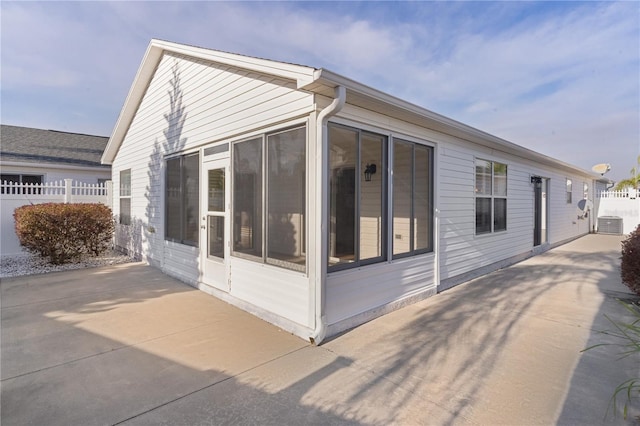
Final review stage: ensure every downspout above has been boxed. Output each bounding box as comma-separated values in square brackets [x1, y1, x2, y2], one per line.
[310, 85, 346, 345]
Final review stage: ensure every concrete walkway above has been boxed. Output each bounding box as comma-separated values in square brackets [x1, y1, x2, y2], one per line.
[2, 234, 638, 425]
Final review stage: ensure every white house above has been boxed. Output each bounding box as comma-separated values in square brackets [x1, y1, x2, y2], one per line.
[1, 125, 112, 256]
[0, 125, 111, 185]
[102, 39, 599, 343]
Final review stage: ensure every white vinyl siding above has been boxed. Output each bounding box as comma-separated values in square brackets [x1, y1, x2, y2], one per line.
[438, 142, 592, 282]
[111, 52, 314, 270]
[109, 44, 600, 341]
[228, 257, 310, 328]
[326, 254, 436, 328]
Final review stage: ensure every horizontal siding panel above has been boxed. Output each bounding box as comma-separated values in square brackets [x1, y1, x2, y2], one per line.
[437, 133, 594, 284]
[162, 241, 200, 284]
[229, 257, 310, 327]
[327, 255, 436, 324]
[113, 52, 314, 280]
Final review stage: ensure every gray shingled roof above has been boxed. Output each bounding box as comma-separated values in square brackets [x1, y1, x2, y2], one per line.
[0, 125, 110, 168]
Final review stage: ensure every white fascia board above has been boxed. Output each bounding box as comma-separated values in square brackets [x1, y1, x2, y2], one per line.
[102, 39, 317, 165]
[152, 39, 317, 86]
[102, 42, 164, 165]
[0, 160, 111, 173]
[307, 69, 599, 179]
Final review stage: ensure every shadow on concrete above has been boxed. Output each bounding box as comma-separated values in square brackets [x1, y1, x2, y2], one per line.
[323, 235, 636, 424]
[3, 236, 637, 425]
[0, 263, 358, 426]
[557, 239, 640, 425]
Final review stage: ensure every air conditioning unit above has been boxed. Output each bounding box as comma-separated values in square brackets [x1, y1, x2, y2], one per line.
[597, 216, 623, 235]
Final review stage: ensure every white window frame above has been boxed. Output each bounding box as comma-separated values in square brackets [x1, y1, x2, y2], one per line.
[475, 159, 508, 235]
[119, 169, 131, 226]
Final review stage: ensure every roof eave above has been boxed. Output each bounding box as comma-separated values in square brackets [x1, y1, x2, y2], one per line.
[102, 42, 163, 165]
[302, 69, 598, 179]
[102, 40, 317, 164]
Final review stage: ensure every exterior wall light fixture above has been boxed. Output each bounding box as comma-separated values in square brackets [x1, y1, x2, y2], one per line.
[364, 163, 377, 182]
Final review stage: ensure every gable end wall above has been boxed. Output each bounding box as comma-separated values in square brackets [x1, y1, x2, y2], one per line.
[111, 52, 315, 280]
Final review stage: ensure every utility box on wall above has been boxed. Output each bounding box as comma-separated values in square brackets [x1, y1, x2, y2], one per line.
[597, 216, 623, 235]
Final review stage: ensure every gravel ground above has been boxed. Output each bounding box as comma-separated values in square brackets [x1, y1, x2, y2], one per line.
[0, 250, 137, 279]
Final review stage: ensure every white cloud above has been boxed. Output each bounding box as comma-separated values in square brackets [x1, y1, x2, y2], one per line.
[1, 1, 637, 180]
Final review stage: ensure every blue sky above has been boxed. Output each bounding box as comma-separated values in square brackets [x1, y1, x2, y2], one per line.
[1, 1, 638, 181]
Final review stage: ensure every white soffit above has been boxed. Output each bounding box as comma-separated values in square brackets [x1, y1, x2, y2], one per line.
[103, 40, 598, 180]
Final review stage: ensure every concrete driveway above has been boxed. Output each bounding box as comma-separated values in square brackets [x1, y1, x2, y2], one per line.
[2, 234, 638, 425]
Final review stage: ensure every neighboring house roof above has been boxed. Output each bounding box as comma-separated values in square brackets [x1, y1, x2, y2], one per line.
[103, 39, 598, 179]
[1, 124, 110, 169]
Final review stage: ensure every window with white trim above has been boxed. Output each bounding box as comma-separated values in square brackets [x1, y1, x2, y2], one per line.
[566, 179, 573, 203]
[119, 169, 131, 225]
[475, 159, 507, 234]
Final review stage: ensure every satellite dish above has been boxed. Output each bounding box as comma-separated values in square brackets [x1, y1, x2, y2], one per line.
[576, 199, 593, 219]
[591, 163, 611, 176]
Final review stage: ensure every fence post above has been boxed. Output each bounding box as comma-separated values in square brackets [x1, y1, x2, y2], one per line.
[106, 180, 113, 207]
[64, 179, 73, 203]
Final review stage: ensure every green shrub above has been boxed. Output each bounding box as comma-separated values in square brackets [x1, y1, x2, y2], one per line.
[14, 203, 114, 264]
[621, 225, 640, 296]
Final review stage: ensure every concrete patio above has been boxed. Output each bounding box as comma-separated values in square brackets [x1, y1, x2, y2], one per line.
[2, 234, 638, 425]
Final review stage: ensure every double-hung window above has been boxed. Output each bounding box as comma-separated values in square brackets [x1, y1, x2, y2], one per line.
[566, 179, 573, 203]
[165, 153, 200, 246]
[232, 125, 307, 272]
[119, 169, 131, 225]
[475, 159, 507, 234]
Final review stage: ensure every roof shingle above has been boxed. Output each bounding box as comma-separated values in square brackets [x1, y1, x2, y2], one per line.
[0, 125, 109, 167]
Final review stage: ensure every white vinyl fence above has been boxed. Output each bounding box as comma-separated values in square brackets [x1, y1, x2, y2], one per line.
[596, 189, 640, 235]
[1, 179, 112, 256]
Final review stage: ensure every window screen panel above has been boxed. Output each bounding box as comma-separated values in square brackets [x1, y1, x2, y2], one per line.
[414, 145, 432, 251]
[165, 158, 182, 241]
[393, 141, 412, 256]
[329, 126, 357, 266]
[267, 127, 306, 271]
[233, 138, 263, 257]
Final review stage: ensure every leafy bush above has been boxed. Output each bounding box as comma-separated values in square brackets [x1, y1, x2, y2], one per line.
[621, 225, 640, 296]
[14, 203, 114, 264]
